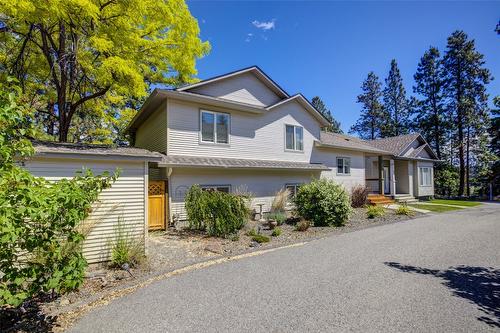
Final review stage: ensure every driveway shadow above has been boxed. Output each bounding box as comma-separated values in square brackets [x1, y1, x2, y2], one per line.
[385, 262, 500, 328]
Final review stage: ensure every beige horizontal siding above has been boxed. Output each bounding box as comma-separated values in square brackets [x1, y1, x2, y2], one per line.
[167, 99, 321, 162]
[23, 157, 146, 263]
[189, 72, 281, 107]
[135, 100, 168, 153]
[169, 168, 320, 221]
[312, 148, 366, 193]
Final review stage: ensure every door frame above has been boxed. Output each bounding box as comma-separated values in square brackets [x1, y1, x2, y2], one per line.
[148, 180, 168, 231]
[383, 166, 390, 195]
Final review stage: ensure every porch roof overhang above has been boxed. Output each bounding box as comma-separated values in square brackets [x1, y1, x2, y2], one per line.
[157, 154, 328, 171]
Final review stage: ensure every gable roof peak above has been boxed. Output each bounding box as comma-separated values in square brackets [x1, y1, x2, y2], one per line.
[176, 66, 289, 99]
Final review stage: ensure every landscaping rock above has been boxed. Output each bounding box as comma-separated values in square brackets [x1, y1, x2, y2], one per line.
[204, 243, 223, 254]
[59, 298, 70, 306]
[249, 241, 260, 248]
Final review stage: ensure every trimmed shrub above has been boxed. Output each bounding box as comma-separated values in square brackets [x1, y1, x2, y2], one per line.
[395, 205, 414, 216]
[185, 185, 249, 237]
[295, 220, 310, 231]
[294, 179, 352, 227]
[267, 211, 287, 226]
[271, 227, 282, 237]
[351, 185, 369, 208]
[367, 205, 385, 219]
[252, 234, 270, 243]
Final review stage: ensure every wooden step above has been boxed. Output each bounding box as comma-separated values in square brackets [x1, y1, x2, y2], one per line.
[368, 194, 394, 205]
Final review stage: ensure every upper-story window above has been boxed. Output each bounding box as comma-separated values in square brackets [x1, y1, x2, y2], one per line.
[200, 110, 230, 144]
[337, 157, 351, 175]
[285, 124, 303, 151]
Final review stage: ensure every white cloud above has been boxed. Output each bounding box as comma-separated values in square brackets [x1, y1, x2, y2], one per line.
[252, 19, 276, 31]
[245, 33, 254, 42]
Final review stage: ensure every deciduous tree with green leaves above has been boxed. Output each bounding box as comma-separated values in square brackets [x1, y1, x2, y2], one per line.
[350, 72, 388, 140]
[311, 96, 343, 133]
[0, 0, 209, 143]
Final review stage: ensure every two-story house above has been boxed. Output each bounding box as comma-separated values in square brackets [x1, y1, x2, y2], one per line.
[24, 66, 438, 262]
[127, 66, 439, 229]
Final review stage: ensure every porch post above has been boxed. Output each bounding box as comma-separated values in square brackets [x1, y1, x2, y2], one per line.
[390, 159, 396, 197]
[378, 155, 384, 195]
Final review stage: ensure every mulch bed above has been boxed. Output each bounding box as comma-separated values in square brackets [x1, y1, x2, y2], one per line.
[1, 207, 422, 332]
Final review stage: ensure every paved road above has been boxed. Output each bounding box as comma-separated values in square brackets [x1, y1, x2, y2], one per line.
[70, 204, 500, 332]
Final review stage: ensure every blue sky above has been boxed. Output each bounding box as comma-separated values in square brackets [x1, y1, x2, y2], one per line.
[186, 1, 500, 133]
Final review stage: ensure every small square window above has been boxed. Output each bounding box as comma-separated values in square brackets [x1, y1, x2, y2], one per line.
[337, 157, 351, 175]
[200, 110, 230, 144]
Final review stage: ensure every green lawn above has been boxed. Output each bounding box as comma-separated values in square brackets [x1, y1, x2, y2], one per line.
[429, 199, 482, 207]
[408, 204, 464, 213]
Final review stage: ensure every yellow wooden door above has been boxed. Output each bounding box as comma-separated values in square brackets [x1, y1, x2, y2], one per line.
[148, 181, 166, 230]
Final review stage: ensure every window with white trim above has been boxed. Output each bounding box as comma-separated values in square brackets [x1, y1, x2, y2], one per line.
[200, 110, 230, 144]
[200, 185, 231, 193]
[419, 167, 432, 186]
[285, 125, 304, 151]
[285, 183, 302, 198]
[337, 157, 351, 175]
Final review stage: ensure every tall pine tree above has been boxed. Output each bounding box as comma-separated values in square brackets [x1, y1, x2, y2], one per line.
[350, 72, 387, 140]
[382, 59, 411, 137]
[442, 30, 492, 196]
[311, 96, 343, 133]
[412, 47, 447, 160]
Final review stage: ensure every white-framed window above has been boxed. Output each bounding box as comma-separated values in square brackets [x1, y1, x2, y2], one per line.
[285, 124, 304, 151]
[200, 110, 230, 144]
[200, 185, 231, 193]
[285, 183, 302, 198]
[337, 157, 351, 175]
[419, 167, 432, 186]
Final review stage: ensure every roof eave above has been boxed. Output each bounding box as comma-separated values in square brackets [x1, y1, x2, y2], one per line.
[157, 162, 327, 171]
[315, 141, 390, 154]
[33, 151, 163, 162]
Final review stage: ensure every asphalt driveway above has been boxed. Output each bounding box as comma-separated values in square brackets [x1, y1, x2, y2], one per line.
[70, 203, 500, 332]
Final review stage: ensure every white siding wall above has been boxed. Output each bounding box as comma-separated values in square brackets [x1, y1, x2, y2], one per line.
[169, 168, 320, 221]
[135, 101, 168, 153]
[416, 161, 435, 197]
[24, 157, 147, 264]
[167, 99, 321, 162]
[189, 72, 281, 107]
[311, 148, 366, 193]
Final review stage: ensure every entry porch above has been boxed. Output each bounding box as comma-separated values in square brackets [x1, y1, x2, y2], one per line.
[365, 156, 415, 200]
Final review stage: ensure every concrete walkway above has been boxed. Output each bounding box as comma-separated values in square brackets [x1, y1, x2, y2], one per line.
[385, 203, 431, 213]
[70, 203, 500, 333]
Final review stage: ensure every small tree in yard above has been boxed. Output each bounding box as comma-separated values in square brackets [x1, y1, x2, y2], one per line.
[294, 179, 352, 227]
[185, 185, 249, 237]
[0, 82, 117, 307]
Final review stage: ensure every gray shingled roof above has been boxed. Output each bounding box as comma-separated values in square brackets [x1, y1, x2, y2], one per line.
[159, 155, 328, 171]
[33, 141, 163, 160]
[318, 132, 390, 154]
[366, 133, 421, 155]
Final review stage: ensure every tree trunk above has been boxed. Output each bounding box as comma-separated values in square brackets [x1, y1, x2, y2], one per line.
[457, 116, 465, 196]
[466, 126, 470, 197]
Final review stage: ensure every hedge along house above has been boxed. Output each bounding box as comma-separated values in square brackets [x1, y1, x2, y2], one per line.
[24, 141, 163, 263]
[127, 66, 439, 228]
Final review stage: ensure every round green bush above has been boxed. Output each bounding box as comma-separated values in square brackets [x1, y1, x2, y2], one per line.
[294, 179, 352, 227]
